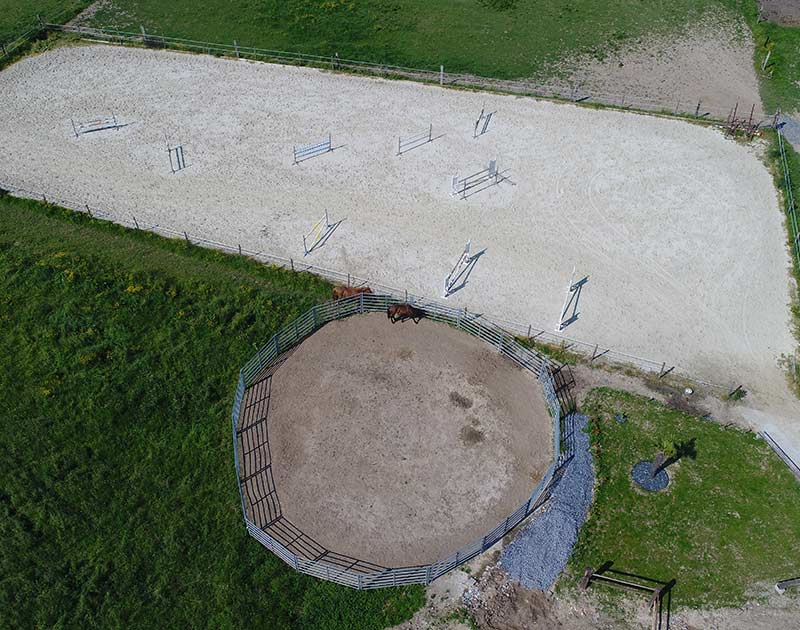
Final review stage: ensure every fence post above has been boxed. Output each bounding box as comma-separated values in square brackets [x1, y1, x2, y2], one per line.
[440, 65, 444, 86]
[140, 24, 147, 44]
[1, 43, 6, 58]
[183, 231, 190, 243]
[234, 40, 239, 58]
[238, 243, 242, 255]
[132, 215, 139, 229]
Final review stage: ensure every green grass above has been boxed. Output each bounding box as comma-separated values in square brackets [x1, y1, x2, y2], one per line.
[751, 17, 800, 113]
[769, 130, 800, 388]
[88, 0, 750, 80]
[566, 388, 800, 608]
[0, 0, 88, 43]
[0, 195, 424, 629]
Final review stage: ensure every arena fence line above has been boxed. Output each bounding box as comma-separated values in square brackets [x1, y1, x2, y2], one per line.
[231, 292, 565, 588]
[43, 23, 777, 125]
[0, 177, 730, 391]
[778, 128, 799, 273]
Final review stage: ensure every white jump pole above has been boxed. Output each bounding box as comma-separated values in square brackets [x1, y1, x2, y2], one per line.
[557, 265, 576, 331]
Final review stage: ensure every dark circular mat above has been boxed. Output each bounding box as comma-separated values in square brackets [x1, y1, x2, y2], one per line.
[631, 461, 669, 492]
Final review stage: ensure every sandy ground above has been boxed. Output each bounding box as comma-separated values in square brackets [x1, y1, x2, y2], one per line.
[267, 313, 552, 567]
[0, 44, 798, 461]
[560, 15, 764, 119]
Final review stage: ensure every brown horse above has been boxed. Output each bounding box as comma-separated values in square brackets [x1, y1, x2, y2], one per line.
[332, 285, 373, 300]
[388, 303, 426, 324]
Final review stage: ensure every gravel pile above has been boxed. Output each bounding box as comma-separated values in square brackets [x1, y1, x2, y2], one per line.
[498, 413, 594, 590]
[631, 461, 669, 491]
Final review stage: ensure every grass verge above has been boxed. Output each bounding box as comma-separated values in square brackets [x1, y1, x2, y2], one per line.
[0, 0, 88, 44]
[0, 194, 424, 629]
[565, 388, 800, 609]
[751, 14, 800, 113]
[766, 130, 800, 391]
[87, 0, 747, 79]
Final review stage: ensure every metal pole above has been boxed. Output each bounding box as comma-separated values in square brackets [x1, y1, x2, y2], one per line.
[440, 65, 444, 86]
[234, 40, 239, 58]
[183, 231, 190, 243]
[132, 215, 139, 229]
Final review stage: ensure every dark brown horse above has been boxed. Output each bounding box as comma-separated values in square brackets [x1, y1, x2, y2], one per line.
[388, 303, 426, 324]
[332, 285, 373, 300]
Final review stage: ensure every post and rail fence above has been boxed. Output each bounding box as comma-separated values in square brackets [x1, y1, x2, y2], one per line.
[0, 21, 772, 126]
[0, 176, 729, 392]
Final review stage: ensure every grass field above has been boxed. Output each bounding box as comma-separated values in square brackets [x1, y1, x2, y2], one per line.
[752, 18, 800, 113]
[566, 388, 800, 609]
[86, 0, 749, 79]
[0, 195, 423, 629]
[0, 0, 88, 42]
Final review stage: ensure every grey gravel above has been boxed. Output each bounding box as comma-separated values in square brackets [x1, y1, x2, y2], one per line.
[498, 413, 594, 590]
[631, 460, 669, 492]
[778, 114, 800, 152]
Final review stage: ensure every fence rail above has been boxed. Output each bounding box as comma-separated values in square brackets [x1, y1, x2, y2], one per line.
[778, 128, 799, 269]
[230, 292, 565, 588]
[40, 23, 775, 124]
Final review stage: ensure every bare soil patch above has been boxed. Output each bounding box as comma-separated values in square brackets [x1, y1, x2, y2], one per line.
[267, 313, 553, 567]
[761, 0, 800, 26]
[559, 15, 764, 117]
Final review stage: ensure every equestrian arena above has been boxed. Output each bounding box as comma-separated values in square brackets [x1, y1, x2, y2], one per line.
[0, 44, 797, 455]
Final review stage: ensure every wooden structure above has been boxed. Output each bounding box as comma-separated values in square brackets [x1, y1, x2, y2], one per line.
[580, 563, 674, 630]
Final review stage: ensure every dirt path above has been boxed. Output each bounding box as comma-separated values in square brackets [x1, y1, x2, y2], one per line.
[65, 1, 109, 28]
[760, 0, 800, 26]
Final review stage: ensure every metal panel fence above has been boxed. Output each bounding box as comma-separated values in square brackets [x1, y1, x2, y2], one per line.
[230, 293, 566, 589]
[43, 23, 776, 124]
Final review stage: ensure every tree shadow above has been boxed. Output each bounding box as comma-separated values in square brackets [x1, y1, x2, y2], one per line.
[662, 437, 697, 470]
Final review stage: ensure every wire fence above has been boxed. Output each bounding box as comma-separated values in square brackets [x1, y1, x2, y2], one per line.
[778, 128, 799, 271]
[231, 292, 565, 589]
[0, 7, 83, 58]
[38, 23, 776, 125]
[0, 177, 730, 390]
